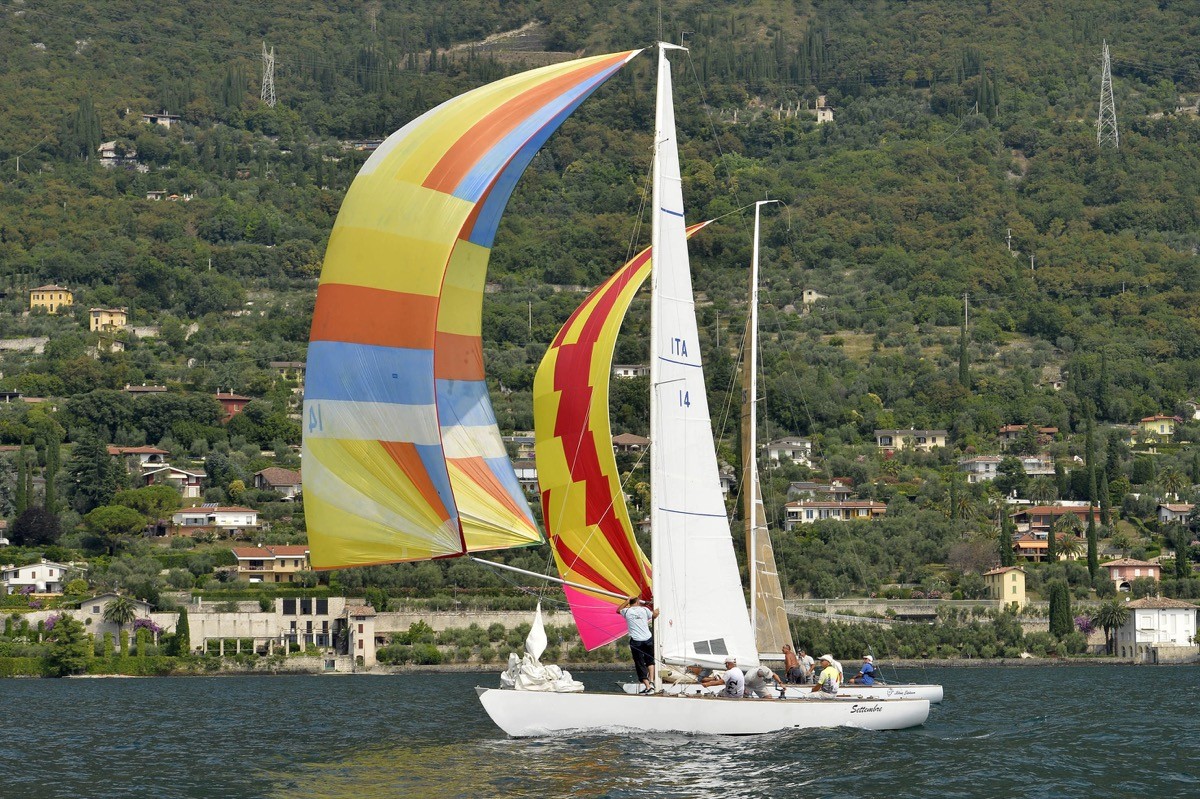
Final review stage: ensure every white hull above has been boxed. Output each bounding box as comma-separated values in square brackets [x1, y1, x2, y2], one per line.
[477, 687, 929, 737]
[621, 682, 944, 703]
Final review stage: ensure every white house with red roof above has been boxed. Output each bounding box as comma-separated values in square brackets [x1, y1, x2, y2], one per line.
[173, 505, 259, 537]
[108, 445, 170, 470]
[783, 500, 887, 530]
[230, 545, 310, 583]
[143, 466, 206, 499]
[1101, 558, 1162, 592]
[1115, 596, 1198, 662]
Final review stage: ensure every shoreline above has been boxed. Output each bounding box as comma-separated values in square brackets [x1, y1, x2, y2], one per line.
[18, 655, 1195, 680]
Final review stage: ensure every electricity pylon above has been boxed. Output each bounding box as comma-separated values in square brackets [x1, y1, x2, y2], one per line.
[1097, 40, 1119, 149]
[261, 41, 277, 108]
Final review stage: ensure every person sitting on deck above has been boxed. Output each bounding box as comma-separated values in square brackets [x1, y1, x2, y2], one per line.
[743, 664, 783, 698]
[687, 664, 724, 688]
[719, 656, 745, 698]
[847, 655, 878, 686]
[810, 654, 841, 698]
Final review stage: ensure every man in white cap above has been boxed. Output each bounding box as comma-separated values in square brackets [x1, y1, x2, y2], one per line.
[810, 654, 841, 697]
[719, 656, 745, 698]
[848, 654, 877, 685]
[743, 663, 783, 698]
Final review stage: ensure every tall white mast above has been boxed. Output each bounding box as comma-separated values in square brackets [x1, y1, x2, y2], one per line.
[649, 41, 668, 684]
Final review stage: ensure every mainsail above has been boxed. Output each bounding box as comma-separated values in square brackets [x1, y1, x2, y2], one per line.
[648, 47, 758, 670]
[303, 51, 640, 568]
[742, 202, 795, 661]
[534, 223, 710, 649]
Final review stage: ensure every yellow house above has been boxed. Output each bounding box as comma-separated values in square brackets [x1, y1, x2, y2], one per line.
[30, 285, 73, 313]
[983, 566, 1026, 609]
[1139, 415, 1182, 440]
[89, 307, 128, 332]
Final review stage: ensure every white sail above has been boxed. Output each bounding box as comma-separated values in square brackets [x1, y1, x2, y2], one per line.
[649, 46, 757, 670]
[744, 201, 794, 661]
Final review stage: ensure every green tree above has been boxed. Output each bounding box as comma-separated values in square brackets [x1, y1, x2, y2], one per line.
[999, 510, 1016, 567]
[1098, 471, 1111, 526]
[1048, 582, 1072, 638]
[43, 436, 61, 514]
[1171, 525, 1190, 581]
[11, 506, 62, 547]
[59, 95, 102, 160]
[1158, 467, 1187, 501]
[1086, 510, 1099, 580]
[1092, 598, 1130, 655]
[112, 484, 182, 522]
[957, 319, 969, 389]
[67, 431, 123, 514]
[46, 615, 92, 676]
[103, 595, 139, 646]
[83, 505, 148, 555]
[1028, 476, 1057, 505]
[994, 457, 1027, 498]
[173, 607, 191, 655]
[14, 445, 29, 515]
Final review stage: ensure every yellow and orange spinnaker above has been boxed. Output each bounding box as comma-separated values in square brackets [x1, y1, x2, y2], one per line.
[533, 221, 710, 648]
[303, 51, 641, 568]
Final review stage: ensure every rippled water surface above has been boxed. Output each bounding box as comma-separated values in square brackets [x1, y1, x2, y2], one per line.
[3, 665, 1196, 798]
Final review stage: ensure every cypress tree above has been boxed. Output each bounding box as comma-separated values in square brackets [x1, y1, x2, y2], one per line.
[1046, 524, 1058, 562]
[1049, 582, 1072, 638]
[1099, 470, 1111, 526]
[1086, 508, 1099, 580]
[1054, 461, 1069, 499]
[1175, 528, 1190, 581]
[15, 446, 28, 516]
[175, 608, 191, 655]
[999, 511, 1016, 567]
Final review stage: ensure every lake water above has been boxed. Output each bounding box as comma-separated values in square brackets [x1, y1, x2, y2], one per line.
[3, 665, 1196, 798]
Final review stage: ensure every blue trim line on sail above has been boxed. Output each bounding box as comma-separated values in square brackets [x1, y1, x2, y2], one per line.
[657, 356, 701, 368]
[657, 507, 729, 518]
[660, 207, 685, 217]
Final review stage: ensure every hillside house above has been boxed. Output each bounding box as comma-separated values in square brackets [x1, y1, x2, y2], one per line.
[1102, 558, 1162, 592]
[89, 307, 128, 332]
[1009, 504, 1101, 535]
[812, 95, 834, 123]
[123, 383, 168, 396]
[786, 481, 853, 502]
[1, 559, 72, 594]
[254, 467, 302, 500]
[1115, 597, 1199, 662]
[1159, 503, 1194, 524]
[1012, 536, 1050, 562]
[983, 566, 1026, 608]
[29, 285, 73, 313]
[172, 505, 258, 537]
[1019, 454, 1057, 478]
[215, 391, 252, 422]
[143, 466, 205, 499]
[141, 111, 180, 128]
[512, 459, 538, 492]
[801, 289, 827, 305]
[612, 364, 650, 379]
[108, 445, 170, 471]
[766, 437, 813, 467]
[270, 361, 306, 382]
[613, 433, 650, 452]
[958, 455, 1003, 484]
[875, 429, 947, 452]
[231, 545, 310, 583]
[783, 500, 886, 530]
[1139, 415, 1183, 441]
[501, 433, 536, 460]
[79, 593, 154, 643]
[97, 140, 138, 168]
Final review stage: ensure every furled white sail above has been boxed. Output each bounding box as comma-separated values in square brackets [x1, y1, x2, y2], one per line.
[649, 46, 757, 670]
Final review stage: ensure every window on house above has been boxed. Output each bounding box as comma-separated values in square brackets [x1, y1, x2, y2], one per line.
[300, 599, 312, 615]
[316, 599, 328, 615]
[283, 598, 296, 615]
[358, 623, 364, 634]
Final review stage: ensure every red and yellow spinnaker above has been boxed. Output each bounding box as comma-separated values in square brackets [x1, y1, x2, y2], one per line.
[534, 222, 710, 648]
[303, 50, 641, 569]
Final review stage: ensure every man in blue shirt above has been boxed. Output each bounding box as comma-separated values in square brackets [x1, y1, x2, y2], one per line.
[848, 654, 877, 686]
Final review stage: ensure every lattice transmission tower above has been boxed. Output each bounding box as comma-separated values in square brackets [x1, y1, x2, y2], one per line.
[1097, 40, 1119, 149]
[261, 41, 277, 108]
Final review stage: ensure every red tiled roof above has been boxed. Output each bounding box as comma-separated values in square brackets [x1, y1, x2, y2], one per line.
[256, 467, 301, 486]
[1101, 558, 1159, 569]
[231, 545, 309, 559]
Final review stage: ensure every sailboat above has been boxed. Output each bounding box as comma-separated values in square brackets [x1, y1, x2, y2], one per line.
[304, 42, 928, 736]
[617, 201, 943, 703]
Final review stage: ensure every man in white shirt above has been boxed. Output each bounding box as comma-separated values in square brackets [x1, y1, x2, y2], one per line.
[720, 656, 745, 698]
[618, 596, 659, 693]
